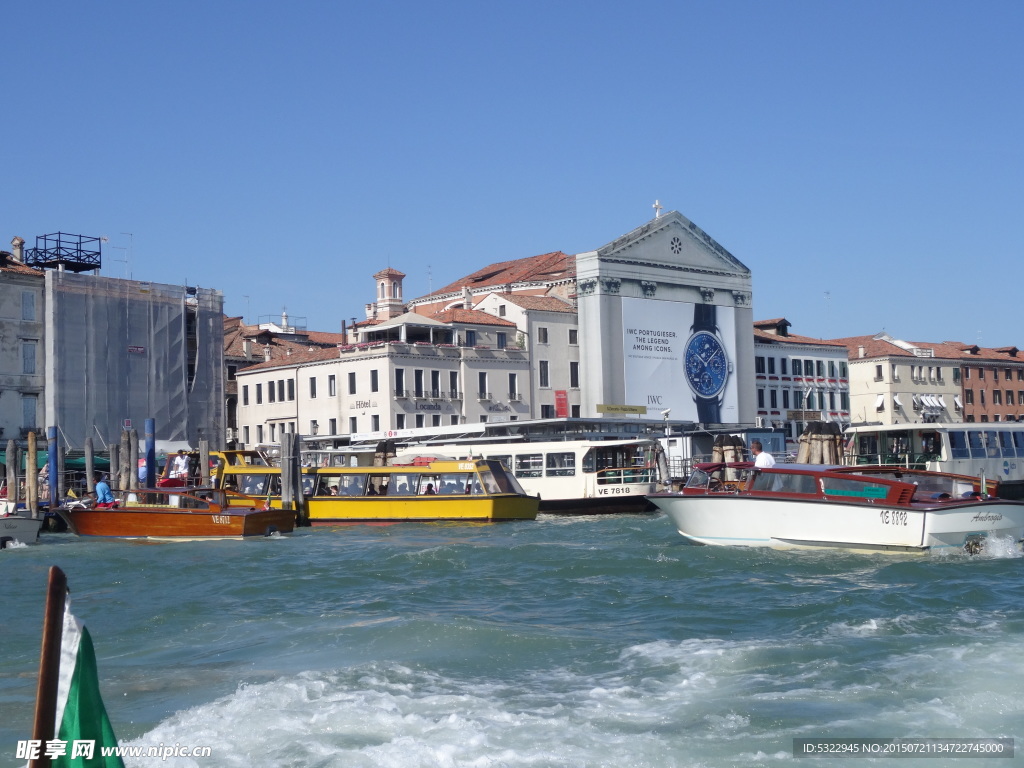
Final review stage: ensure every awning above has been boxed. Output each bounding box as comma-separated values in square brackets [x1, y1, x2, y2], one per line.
[912, 394, 921, 409]
[937, 396, 947, 409]
[954, 395, 963, 410]
[893, 394, 903, 407]
[875, 394, 885, 411]
[922, 395, 936, 408]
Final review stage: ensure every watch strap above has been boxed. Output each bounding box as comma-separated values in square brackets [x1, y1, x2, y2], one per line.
[693, 303, 716, 333]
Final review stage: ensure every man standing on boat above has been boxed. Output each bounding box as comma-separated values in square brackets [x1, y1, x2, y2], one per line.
[751, 440, 776, 468]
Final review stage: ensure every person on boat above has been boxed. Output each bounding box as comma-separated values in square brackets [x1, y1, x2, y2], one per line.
[171, 450, 190, 481]
[92, 473, 117, 508]
[751, 440, 776, 469]
[423, 482, 436, 495]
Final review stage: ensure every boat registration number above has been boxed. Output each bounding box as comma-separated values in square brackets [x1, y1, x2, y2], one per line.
[879, 509, 908, 527]
[211, 515, 231, 525]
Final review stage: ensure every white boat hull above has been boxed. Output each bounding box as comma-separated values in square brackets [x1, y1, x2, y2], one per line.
[649, 495, 1024, 553]
[0, 514, 42, 547]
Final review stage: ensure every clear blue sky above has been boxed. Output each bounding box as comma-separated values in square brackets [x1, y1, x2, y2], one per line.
[5, 1, 1022, 346]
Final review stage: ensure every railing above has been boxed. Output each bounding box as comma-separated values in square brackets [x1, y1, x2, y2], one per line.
[508, 393, 523, 402]
[595, 466, 657, 485]
[394, 389, 410, 398]
[477, 391, 492, 401]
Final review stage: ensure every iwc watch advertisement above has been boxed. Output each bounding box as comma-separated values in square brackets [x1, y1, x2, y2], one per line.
[621, 297, 737, 422]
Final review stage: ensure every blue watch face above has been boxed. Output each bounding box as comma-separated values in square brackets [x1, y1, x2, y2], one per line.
[684, 331, 729, 398]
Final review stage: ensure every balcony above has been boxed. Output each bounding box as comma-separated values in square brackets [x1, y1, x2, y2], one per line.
[445, 390, 463, 401]
[508, 393, 523, 402]
[394, 389, 410, 399]
[477, 391, 492, 401]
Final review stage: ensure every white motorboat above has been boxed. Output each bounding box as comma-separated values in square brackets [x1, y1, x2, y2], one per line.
[648, 462, 1024, 554]
[1, 503, 42, 547]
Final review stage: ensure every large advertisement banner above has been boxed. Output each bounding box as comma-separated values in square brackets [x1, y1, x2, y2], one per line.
[621, 297, 739, 423]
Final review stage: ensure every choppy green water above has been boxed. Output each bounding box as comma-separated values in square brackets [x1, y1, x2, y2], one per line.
[2, 514, 1022, 767]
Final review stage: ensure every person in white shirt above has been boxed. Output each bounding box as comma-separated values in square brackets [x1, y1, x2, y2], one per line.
[171, 450, 190, 480]
[751, 440, 776, 468]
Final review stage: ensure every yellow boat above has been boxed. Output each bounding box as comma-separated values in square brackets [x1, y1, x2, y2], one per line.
[217, 458, 539, 523]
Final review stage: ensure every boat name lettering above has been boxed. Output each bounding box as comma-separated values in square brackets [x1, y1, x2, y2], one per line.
[211, 515, 231, 525]
[597, 486, 634, 495]
[458, 462, 474, 471]
[879, 509, 908, 526]
[970, 511, 1003, 523]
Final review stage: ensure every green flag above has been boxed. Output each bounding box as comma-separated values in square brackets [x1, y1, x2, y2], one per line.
[53, 603, 125, 767]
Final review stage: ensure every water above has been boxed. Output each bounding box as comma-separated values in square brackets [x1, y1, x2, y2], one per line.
[2, 515, 1022, 767]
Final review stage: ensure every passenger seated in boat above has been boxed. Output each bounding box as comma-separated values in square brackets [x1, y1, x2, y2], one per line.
[329, 485, 339, 496]
[366, 485, 378, 496]
[423, 483, 436, 495]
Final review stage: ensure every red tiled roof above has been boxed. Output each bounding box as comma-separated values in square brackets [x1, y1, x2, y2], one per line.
[431, 308, 517, 327]
[0, 252, 44, 277]
[425, 251, 575, 298]
[501, 294, 575, 313]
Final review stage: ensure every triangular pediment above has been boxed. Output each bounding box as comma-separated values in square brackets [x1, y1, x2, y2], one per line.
[593, 211, 750, 277]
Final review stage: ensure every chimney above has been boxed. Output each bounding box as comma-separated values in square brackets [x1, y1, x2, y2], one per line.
[463, 287, 473, 309]
[858, 346, 865, 358]
[263, 344, 272, 362]
[10, 237, 25, 263]
[243, 339, 252, 360]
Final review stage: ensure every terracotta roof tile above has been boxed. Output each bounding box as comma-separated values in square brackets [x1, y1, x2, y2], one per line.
[431, 308, 517, 327]
[501, 294, 574, 313]
[427, 251, 575, 297]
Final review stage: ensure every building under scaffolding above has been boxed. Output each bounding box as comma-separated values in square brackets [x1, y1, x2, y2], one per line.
[44, 270, 225, 450]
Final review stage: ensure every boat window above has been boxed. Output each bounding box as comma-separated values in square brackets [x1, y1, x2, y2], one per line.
[388, 473, 419, 496]
[984, 431, 1001, 459]
[546, 452, 576, 477]
[1014, 432, 1024, 456]
[514, 454, 543, 478]
[967, 431, 986, 458]
[338, 474, 368, 496]
[820, 476, 889, 499]
[238, 473, 280, 497]
[437, 473, 473, 494]
[751, 472, 818, 495]
[855, 434, 880, 463]
[419, 475, 441, 495]
[301, 475, 317, 496]
[999, 431, 1017, 458]
[949, 431, 971, 459]
[488, 455, 512, 472]
[685, 467, 713, 489]
[367, 475, 390, 496]
[479, 466, 527, 495]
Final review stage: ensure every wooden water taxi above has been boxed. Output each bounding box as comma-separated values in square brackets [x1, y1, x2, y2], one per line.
[649, 462, 1024, 553]
[59, 487, 295, 539]
[218, 457, 539, 523]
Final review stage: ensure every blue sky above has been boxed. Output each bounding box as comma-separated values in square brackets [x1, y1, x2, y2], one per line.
[5, 1, 1022, 346]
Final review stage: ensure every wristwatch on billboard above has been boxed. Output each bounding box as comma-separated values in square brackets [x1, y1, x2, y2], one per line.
[683, 303, 731, 423]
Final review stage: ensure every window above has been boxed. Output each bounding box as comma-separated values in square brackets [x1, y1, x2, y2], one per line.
[21, 394, 37, 428]
[755, 356, 766, 374]
[256, 383, 263, 404]
[370, 369, 379, 392]
[256, 425, 264, 443]
[546, 452, 576, 476]
[478, 372, 488, 397]
[309, 377, 317, 398]
[268, 383, 276, 403]
[767, 358, 776, 375]
[538, 327, 549, 344]
[287, 379, 295, 401]
[954, 368, 962, 383]
[965, 389, 974, 405]
[328, 375, 337, 396]
[508, 373, 518, 397]
[840, 362, 848, 378]
[539, 360, 550, 388]
[22, 341, 36, 374]
[414, 369, 424, 397]
[396, 414, 405, 429]
[22, 291, 35, 321]
[780, 358, 788, 375]
[430, 370, 440, 397]
[278, 380, 285, 401]
[979, 368, 985, 380]
[431, 414, 441, 427]
[875, 365, 883, 381]
[794, 391, 804, 409]
[828, 361, 837, 377]
[770, 390, 778, 409]
[570, 362, 580, 388]
[449, 371, 459, 397]
[348, 372, 357, 395]
[450, 415, 459, 425]
[829, 392, 836, 409]
[816, 360, 824, 377]
[243, 426, 250, 444]
[994, 391, 1003, 406]
[497, 332, 507, 349]
[568, 329, 578, 345]
[540, 405, 555, 418]
[415, 414, 424, 428]
[465, 330, 477, 346]
[242, 385, 249, 406]
[840, 392, 849, 410]
[227, 365, 237, 381]
[349, 417, 357, 433]
[782, 390, 790, 409]
[395, 369, 405, 395]
[498, 305, 506, 317]
[310, 420, 318, 434]
[571, 404, 581, 417]
[757, 389, 765, 409]
[981, 390, 986, 406]
[371, 415, 380, 431]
